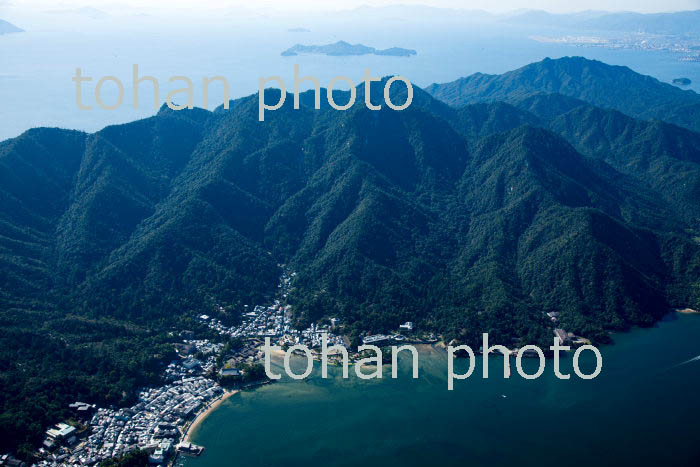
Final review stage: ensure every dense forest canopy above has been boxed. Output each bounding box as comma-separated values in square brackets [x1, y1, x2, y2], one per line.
[1, 56, 700, 456]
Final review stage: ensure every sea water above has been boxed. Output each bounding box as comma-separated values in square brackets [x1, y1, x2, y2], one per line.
[1, 17, 699, 141]
[181, 313, 700, 467]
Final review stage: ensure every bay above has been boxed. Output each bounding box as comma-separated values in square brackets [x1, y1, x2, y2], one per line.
[181, 313, 700, 467]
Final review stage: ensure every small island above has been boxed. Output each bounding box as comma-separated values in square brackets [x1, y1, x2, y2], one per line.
[0, 19, 23, 35]
[672, 77, 692, 86]
[282, 40, 416, 57]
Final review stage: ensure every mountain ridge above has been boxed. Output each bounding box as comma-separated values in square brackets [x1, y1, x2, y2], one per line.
[2, 57, 700, 455]
[425, 56, 700, 133]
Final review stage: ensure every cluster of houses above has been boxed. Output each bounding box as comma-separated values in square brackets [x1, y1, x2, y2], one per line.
[201, 302, 293, 339]
[165, 339, 224, 382]
[35, 368, 222, 466]
[200, 300, 345, 350]
[0, 454, 26, 467]
[546, 312, 590, 346]
[27, 271, 421, 466]
[360, 322, 416, 346]
[30, 272, 302, 465]
[297, 321, 345, 348]
[199, 269, 343, 349]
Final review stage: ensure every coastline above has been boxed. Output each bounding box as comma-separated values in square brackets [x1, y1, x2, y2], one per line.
[166, 317, 700, 467]
[183, 390, 238, 443]
[676, 308, 700, 314]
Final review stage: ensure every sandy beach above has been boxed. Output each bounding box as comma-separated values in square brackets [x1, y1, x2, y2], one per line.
[677, 308, 700, 314]
[183, 390, 238, 442]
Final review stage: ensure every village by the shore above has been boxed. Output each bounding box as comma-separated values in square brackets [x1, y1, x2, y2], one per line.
[16, 269, 689, 467]
[28, 270, 413, 467]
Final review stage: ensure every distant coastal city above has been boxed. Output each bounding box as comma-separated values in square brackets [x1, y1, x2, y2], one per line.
[530, 33, 700, 62]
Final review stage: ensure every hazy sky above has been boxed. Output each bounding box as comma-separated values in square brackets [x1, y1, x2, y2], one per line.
[271, 0, 699, 12]
[3, 0, 700, 14]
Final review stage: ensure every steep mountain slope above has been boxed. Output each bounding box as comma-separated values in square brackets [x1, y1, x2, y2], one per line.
[425, 56, 700, 132]
[449, 102, 540, 141]
[0, 128, 86, 310]
[449, 127, 676, 338]
[507, 92, 700, 224]
[2, 69, 700, 455]
[549, 106, 700, 221]
[0, 82, 698, 341]
[0, 123, 193, 456]
[55, 107, 212, 287]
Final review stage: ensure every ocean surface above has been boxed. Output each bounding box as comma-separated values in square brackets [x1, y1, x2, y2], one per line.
[1, 16, 699, 141]
[181, 313, 700, 467]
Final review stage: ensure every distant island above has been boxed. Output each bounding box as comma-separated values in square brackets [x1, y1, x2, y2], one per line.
[673, 77, 692, 86]
[0, 19, 23, 35]
[281, 40, 417, 57]
[288, 27, 311, 33]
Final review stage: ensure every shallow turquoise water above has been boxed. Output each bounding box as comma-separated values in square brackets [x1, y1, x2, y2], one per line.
[182, 314, 700, 467]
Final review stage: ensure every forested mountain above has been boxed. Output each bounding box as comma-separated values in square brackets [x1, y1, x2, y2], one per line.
[510, 93, 700, 224]
[2, 58, 700, 456]
[425, 56, 700, 133]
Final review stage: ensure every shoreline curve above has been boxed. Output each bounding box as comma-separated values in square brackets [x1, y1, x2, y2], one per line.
[183, 390, 238, 443]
